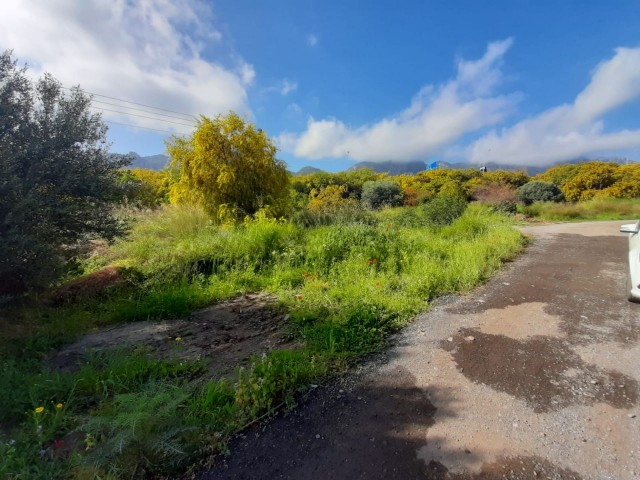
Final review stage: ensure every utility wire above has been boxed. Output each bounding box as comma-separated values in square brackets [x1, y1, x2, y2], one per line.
[91, 106, 196, 127]
[91, 99, 199, 123]
[62, 86, 198, 120]
[103, 119, 186, 135]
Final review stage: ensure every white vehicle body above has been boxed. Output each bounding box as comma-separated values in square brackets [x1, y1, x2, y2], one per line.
[621, 220, 640, 302]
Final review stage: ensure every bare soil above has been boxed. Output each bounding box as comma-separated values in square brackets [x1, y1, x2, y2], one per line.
[201, 221, 640, 480]
[49, 293, 297, 377]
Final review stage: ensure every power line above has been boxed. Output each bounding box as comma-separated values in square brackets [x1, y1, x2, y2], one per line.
[62, 86, 198, 120]
[103, 119, 184, 135]
[91, 99, 198, 123]
[91, 106, 196, 127]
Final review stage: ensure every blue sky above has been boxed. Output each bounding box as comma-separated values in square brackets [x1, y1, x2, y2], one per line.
[2, 0, 640, 172]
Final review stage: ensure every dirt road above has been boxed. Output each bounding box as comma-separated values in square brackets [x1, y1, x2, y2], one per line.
[203, 221, 640, 480]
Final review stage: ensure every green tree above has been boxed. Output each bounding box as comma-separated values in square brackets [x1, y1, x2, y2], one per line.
[0, 51, 129, 294]
[361, 180, 404, 209]
[167, 112, 289, 220]
[516, 181, 564, 205]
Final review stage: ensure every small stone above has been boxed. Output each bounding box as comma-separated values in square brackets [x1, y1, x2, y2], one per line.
[628, 413, 636, 418]
[315, 434, 321, 439]
[447, 337, 453, 342]
[502, 282, 510, 286]
[590, 380, 598, 385]
[338, 389, 344, 393]
[465, 336, 475, 342]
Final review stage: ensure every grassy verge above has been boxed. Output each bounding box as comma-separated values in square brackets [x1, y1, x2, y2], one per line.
[519, 197, 640, 222]
[0, 204, 524, 478]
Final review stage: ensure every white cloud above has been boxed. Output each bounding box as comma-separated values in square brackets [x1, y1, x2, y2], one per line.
[0, 0, 253, 134]
[307, 34, 319, 47]
[278, 39, 517, 162]
[280, 80, 298, 96]
[466, 47, 640, 166]
[287, 103, 303, 114]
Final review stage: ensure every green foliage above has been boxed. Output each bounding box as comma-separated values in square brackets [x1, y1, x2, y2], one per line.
[531, 161, 640, 202]
[291, 168, 384, 199]
[420, 195, 468, 226]
[117, 168, 172, 207]
[81, 384, 195, 476]
[0, 50, 129, 294]
[517, 181, 564, 205]
[307, 185, 359, 215]
[519, 197, 640, 221]
[361, 180, 404, 209]
[167, 112, 289, 219]
[2, 203, 524, 479]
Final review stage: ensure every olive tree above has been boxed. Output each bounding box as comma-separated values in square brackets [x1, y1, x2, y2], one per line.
[0, 51, 129, 294]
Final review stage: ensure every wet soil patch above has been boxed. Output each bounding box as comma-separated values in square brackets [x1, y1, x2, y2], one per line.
[48, 293, 297, 378]
[447, 235, 639, 346]
[443, 329, 638, 413]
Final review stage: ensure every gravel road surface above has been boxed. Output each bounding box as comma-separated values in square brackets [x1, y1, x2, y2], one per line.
[203, 221, 640, 480]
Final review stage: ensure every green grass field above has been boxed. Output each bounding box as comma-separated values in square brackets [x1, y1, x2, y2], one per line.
[0, 203, 524, 479]
[519, 197, 640, 222]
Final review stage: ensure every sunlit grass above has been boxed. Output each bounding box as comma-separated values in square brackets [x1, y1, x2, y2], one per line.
[520, 197, 640, 222]
[1, 203, 524, 478]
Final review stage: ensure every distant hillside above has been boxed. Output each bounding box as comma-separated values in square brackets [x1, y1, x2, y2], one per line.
[129, 152, 170, 171]
[348, 160, 426, 175]
[295, 166, 324, 175]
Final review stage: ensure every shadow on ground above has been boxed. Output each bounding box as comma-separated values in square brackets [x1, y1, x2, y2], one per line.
[202, 367, 582, 479]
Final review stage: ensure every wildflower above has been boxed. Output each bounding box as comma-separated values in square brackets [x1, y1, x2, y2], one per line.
[53, 439, 65, 449]
[373, 258, 378, 263]
[313, 273, 318, 279]
[296, 294, 303, 301]
[34, 407, 44, 414]
[367, 260, 371, 265]
[175, 337, 182, 341]
[56, 403, 63, 410]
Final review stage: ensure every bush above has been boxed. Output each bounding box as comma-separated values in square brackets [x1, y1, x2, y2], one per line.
[420, 195, 468, 226]
[361, 181, 404, 209]
[516, 181, 564, 205]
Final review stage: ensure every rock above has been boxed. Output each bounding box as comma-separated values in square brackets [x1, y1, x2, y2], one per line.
[628, 413, 636, 419]
[465, 336, 475, 342]
[590, 380, 598, 385]
[447, 337, 454, 342]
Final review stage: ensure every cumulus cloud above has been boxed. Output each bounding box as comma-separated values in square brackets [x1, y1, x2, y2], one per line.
[0, 0, 254, 134]
[278, 39, 518, 162]
[307, 34, 319, 47]
[466, 47, 640, 166]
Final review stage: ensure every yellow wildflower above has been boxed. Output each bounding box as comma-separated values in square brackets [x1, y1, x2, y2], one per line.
[175, 337, 182, 341]
[34, 407, 44, 414]
[56, 403, 63, 410]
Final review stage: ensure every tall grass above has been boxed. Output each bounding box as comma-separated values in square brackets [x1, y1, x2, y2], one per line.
[520, 197, 640, 221]
[1, 203, 524, 478]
